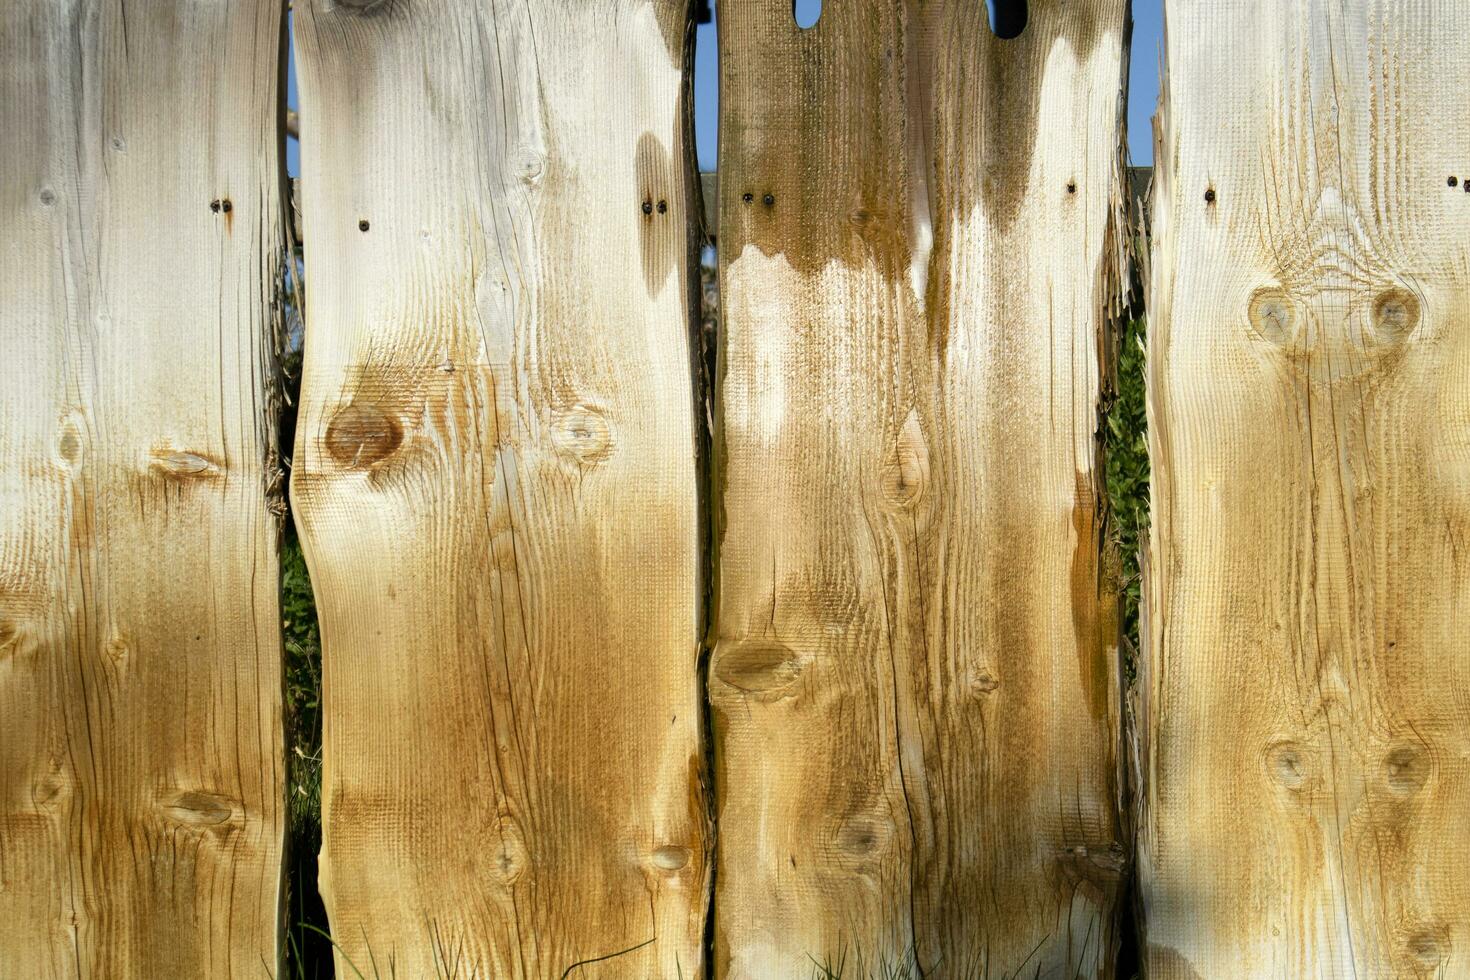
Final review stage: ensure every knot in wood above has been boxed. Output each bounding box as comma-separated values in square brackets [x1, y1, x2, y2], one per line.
[548, 404, 613, 465]
[651, 845, 691, 871]
[1263, 739, 1313, 793]
[57, 423, 82, 464]
[1372, 288, 1420, 342]
[149, 448, 223, 479]
[881, 410, 929, 507]
[516, 147, 544, 184]
[0, 619, 27, 660]
[835, 815, 890, 865]
[104, 631, 131, 664]
[331, 0, 395, 15]
[1383, 743, 1430, 797]
[713, 640, 805, 698]
[1247, 288, 1295, 345]
[325, 403, 402, 468]
[161, 790, 241, 831]
[490, 824, 529, 885]
[1247, 277, 1420, 386]
[1406, 928, 1448, 967]
[970, 669, 1000, 695]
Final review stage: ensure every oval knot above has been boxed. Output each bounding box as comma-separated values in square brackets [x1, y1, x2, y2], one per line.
[714, 640, 805, 698]
[651, 845, 691, 871]
[161, 790, 239, 828]
[325, 403, 402, 468]
[1383, 743, 1429, 796]
[549, 405, 613, 465]
[881, 410, 929, 507]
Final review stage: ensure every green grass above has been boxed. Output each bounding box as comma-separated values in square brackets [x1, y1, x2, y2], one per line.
[1105, 317, 1151, 671]
[282, 529, 323, 835]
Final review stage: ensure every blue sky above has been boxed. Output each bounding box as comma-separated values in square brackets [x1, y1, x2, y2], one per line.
[285, 1, 1162, 177]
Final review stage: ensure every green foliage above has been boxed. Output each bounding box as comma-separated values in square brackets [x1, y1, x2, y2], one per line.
[1105, 317, 1151, 668]
[279, 250, 322, 840]
[282, 529, 323, 837]
[276, 253, 336, 980]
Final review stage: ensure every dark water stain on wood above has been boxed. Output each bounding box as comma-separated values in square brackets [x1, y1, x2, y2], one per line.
[719, 0, 914, 281]
[636, 130, 679, 296]
[721, 0, 1109, 280]
[944, 0, 1106, 234]
[650, 0, 691, 67]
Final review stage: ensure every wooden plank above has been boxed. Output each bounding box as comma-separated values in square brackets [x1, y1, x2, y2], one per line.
[291, 1, 709, 975]
[712, 1, 1129, 974]
[1140, 2, 1470, 975]
[0, 2, 288, 976]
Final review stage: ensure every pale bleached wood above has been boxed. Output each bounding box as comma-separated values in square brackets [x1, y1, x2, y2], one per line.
[1141, 2, 1470, 975]
[0, 2, 288, 976]
[712, 1, 1129, 975]
[291, 0, 709, 975]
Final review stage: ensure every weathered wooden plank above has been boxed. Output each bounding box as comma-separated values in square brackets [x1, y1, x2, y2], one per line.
[0, 2, 288, 976]
[1140, 2, 1470, 975]
[712, 1, 1129, 974]
[291, 1, 709, 975]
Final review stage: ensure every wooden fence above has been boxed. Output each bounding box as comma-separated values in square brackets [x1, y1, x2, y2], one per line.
[0, 1, 1464, 978]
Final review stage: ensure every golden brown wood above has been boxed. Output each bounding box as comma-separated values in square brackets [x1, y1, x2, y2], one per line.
[0, 2, 288, 976]
[291, 0, 709, 975]
[712, 1, 1130, 974]
[1140, 2, 1470, 975]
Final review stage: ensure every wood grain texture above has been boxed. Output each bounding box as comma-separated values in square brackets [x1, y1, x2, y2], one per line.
[0, 2, 288, 977]
[291, 1, 709, 975]
[712, 1, 1129, 975]
[1140, 2, 1470, 976]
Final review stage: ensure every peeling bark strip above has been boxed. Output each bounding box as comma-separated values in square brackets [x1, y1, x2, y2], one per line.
[291, 0, 709, 976]
[1141, 2, 1470, 976]
[712, 1, 1129, 975]
[0, 2, 287, 977]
